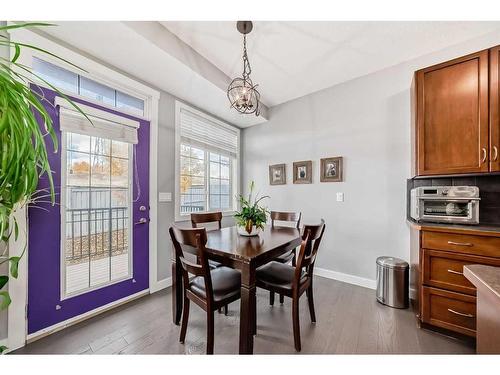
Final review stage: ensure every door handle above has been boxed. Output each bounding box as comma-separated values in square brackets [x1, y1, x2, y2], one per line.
[134, 218, 149, 225]
[448, 308, 474, 318]
[481, 147, 487, 164]
[447, 241, 473, 247]
[447, 269, 463, 275]
[494, 146, 499, 162]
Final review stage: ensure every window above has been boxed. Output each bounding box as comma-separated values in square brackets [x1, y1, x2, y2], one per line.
[32, 57, 145, 116]
[176, 102, 240, 220]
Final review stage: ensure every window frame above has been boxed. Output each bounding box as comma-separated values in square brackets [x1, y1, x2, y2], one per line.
[175, 101, 240, 222]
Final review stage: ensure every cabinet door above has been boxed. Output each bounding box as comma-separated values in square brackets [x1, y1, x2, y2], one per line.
[416, 50, 489, 175]
[490, 46, 500, 172]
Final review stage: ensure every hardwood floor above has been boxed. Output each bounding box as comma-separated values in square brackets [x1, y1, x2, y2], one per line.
[14, 277, 474, 354]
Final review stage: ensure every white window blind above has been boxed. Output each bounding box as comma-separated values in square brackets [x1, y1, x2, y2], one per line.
[57, 105, 140, 144]
[179, 107, 239, 158]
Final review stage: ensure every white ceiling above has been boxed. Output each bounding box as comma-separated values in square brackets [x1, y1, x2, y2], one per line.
[34, 21, 500, 127]
[163, 21, 500, 107]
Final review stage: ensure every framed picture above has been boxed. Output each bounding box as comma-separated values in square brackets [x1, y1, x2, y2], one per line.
[320, 156, 343, 182]
[293, 160, 312, 184]
[269, 163, 286, 185]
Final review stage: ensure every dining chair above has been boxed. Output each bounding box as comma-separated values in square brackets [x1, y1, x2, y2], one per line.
[190, 211, 228, 314]
[169, 225, 241, 354]
[269, 210, 302, 305]
[256, 219, 325, 351]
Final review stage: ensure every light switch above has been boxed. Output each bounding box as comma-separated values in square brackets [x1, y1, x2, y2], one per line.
[159, 192, 172, 202]
[336, 192, 344, 202]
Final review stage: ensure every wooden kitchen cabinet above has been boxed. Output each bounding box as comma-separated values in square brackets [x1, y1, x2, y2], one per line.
[490, 45, 500, 172]
[414, 50, 489, 176]
[410, 224, 500, 339]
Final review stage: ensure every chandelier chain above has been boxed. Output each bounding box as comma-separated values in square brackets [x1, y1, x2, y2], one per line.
[242, 34, 252, 81]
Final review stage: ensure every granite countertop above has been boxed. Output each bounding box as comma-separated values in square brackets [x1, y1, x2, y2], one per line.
[464, 265, 500, 300]
[407, 219, 500, 234]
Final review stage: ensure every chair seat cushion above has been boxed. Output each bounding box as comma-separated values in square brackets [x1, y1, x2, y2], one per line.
[190, 266, 241, 302]
[208, 260, 222, 269]
[256, 261, 306, 290]
[275, 250, 295, 263]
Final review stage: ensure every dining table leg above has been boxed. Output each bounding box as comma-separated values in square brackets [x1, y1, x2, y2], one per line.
[172, 257, 183, 325]
[239, 263, 256, 354]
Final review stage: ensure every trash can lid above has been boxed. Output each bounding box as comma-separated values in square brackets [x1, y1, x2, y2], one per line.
[376, 256, 408, 269]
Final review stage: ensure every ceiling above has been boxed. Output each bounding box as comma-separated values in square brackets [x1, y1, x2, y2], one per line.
[163, 21, 500, 107]
[34, 21, 500, 127]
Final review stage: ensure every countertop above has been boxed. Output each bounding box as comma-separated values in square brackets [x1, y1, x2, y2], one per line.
[407, 219, 500, 235]
[463, 265, 500, 300]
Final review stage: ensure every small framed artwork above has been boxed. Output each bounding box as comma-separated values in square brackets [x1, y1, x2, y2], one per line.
[293, 160, 312, 184]
[320, 156, 343, 182]
[269, 163, 286, 185]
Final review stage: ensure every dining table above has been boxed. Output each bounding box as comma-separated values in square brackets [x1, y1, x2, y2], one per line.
[171, 225, 302, 354]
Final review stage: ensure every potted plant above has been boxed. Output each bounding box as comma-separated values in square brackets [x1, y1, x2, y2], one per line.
[234, 181, 269, 236]
[0, 23, 88, 353]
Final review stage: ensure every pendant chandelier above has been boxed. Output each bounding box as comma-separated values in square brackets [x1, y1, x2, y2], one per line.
[227, 21, 261, 116]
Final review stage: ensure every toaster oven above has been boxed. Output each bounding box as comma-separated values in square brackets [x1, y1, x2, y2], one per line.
[410, 186, 480, 224]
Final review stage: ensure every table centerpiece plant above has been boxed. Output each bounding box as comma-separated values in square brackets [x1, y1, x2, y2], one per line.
[234, 181, 269, 236]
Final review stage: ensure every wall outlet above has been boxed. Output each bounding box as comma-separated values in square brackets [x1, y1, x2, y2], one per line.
[336, 192, 344, 202]
[159, 192, 172, 202]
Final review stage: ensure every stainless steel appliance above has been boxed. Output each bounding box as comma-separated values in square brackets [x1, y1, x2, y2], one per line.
[410, 186, 480, 224]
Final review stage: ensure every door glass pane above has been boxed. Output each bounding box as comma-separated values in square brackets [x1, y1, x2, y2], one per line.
[64, 131, 131, 296]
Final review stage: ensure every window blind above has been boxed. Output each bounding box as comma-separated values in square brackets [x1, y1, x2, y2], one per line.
[179, 107, 239, 158]
[58, 107, 140, 144]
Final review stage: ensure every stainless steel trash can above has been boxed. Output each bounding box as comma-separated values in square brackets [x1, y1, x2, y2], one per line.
[376, 256, 409, 309]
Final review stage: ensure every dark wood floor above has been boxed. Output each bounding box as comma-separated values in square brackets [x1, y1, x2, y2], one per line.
[14, 277, 474, 354]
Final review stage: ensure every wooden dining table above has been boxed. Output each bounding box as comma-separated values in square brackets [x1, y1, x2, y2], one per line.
[171, 225, 301, 354]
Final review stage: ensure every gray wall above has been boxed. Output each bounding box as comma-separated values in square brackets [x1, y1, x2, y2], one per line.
[242, 29, 500, 283]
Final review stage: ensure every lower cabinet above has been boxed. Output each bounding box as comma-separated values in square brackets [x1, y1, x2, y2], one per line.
[421, 286, 476, 337]
[412, 227, 500, 339]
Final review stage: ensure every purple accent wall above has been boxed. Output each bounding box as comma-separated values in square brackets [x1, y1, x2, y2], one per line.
[27, 86, 150, 334]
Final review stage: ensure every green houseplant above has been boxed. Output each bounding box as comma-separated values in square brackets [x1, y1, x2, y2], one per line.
[0, 23, 88, 352]
[234, 181, 270, 236]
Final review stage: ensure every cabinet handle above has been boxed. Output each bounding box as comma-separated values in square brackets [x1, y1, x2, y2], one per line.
[447, 269, 463, 275]
[481, 147, 487, 163]
[448, 308, 474, 318]
[447, 241, 473, 247]
[494, 146, 499, 161]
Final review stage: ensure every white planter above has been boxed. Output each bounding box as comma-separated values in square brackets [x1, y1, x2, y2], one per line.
[237, 225, 262, 237]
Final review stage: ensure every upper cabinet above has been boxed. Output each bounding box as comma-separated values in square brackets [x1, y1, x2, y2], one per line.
[491, 46, 500, 172]
[413, 50, 489, 176]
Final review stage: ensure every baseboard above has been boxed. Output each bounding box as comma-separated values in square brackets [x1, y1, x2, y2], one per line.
[150, 277, 172, 293]
[27, 289, 149, 344]
[314, 267, 377, 290]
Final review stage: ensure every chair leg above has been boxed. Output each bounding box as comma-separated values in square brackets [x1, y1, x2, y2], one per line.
[269, 291, 275, 306]
[292, 296, 301, 352]
[206, 310, 214, 355]
[224, 304, 228, 315]
[291, 254, 296, 267]
[218, 307, 222, 313]
[179, 297, 190, 344]
[279, 294, 284, 304]
[307, 285, 316, 323]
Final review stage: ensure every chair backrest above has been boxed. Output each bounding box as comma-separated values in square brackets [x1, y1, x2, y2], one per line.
[295, 219, 326, 279]
[270, 211, 302, 229]
[169, 226, 212, 295]
[191, 212, 223, 230]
